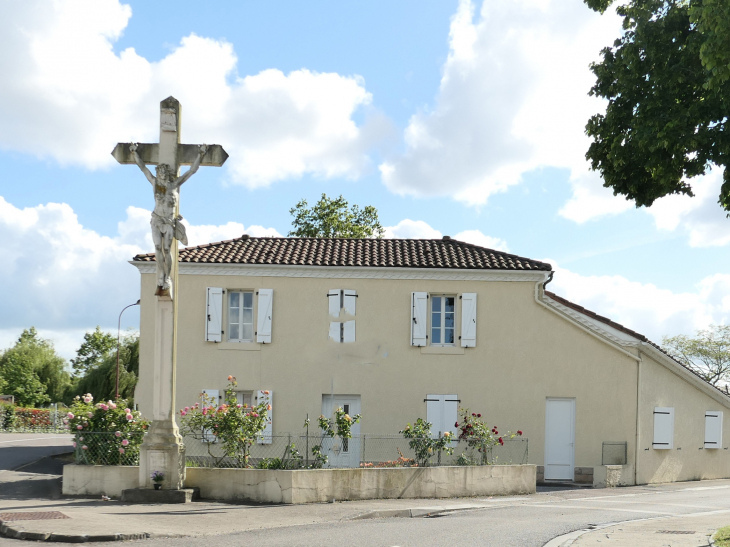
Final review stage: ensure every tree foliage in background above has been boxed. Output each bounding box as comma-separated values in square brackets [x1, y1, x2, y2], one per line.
[662, 325, 730, 386]
[69, 333, 139, 405]
[70, 327, 117, 376]
[584, 0, 730, 214]
[288, 194, 385, 239]
[0, 328, 69, 406]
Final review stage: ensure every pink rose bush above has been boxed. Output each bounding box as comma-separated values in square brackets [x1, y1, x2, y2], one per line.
[179, 377, 269, 468]
[66, 394, 149, 465]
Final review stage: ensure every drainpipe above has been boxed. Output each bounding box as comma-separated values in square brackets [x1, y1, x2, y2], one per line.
[635, 350, 642, 486]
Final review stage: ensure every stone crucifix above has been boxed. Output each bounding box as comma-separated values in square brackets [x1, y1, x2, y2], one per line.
[112, 96, 228, 297]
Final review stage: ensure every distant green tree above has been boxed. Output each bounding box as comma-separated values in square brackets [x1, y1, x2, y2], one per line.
[584, 0, 730, 214]
[69, 333, 139, 403]
[70, 327, 117, 376]
[288, 194, 385, 239]
[0, 328, 70, 405]
[662, 325, 730, 386]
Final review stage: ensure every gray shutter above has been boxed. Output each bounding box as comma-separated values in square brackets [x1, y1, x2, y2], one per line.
[329, 322, 340, 342]
[257, 390, 273, 444]
[653, 407, 674, 449]
[705, 411, 723, 448]
[411, 292, 428, 346]
[328, 289, 342, 317]
[460, 293, 477, 348]
[343, 290, 357, 316]
[201, 389, 219, 442]
[343, 320, 356, 343]
[205, 288, 223, 342]
[256, 289, 273, 343]
[426, 394, 443, 439]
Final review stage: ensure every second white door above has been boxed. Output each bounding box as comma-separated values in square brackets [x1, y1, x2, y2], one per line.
[544, 398, 575, 480]
[321, 395, 361, 468]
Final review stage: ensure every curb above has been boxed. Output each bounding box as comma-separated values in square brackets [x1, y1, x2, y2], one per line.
[0, 522, 165, 543]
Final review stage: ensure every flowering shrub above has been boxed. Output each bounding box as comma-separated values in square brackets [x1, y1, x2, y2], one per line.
[11, 408, 53, 429]
[305, 406, 362, 468]
[151, 471, 164, 483]
[455, 408, 523, 465]
[65, 394, 148, 465]
[179, 376, 269, 468]
[400, 418, 454, 467]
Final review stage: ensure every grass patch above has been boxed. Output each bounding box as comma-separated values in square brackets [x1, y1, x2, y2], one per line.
[714, 525, 730, 546]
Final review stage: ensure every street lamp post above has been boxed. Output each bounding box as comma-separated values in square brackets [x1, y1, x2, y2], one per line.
[117, 299, 140, 400]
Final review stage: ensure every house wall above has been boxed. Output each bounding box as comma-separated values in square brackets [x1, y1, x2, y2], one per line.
[137, 269, 647, 479]
[636, 352, 730, 484]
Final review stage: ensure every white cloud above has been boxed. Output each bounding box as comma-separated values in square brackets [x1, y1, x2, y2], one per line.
[0, 1, 383, 186]
[453, 230, 508, 252]
[380, 0, 630, 220]
[384, 219, 442, 239]
[547, 262, 730, 343]
[645, 169, 730, 247]
[0, 196, 279, 359]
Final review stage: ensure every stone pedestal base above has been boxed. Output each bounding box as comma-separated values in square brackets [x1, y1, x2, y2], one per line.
[121, 487, 199, 504]
[139, 420, 186, 490]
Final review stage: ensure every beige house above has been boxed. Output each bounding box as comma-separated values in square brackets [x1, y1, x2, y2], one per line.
[132, 236, 730, 486]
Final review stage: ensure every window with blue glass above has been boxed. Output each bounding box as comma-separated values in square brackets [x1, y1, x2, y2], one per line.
[430, 295, 455, 346]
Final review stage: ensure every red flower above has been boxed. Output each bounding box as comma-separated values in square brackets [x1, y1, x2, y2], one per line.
[498, 437, 504, 445]
[517, 430, 523, 436]
[477, 413, 481, 418]
[472, 413, 476, 417]
[454, 422, 459, 427]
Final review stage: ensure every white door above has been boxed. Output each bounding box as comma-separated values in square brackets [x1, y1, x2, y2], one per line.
[545, 398, 575, 480]
[321, 395, 361, 468]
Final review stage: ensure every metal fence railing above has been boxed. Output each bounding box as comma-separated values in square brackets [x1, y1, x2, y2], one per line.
[73, 432, 145, 466]
[184, 434, 529, 469]
[0, 405, 66, 433]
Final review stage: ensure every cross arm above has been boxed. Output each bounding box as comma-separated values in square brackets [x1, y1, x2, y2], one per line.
[111, 143, 229, 166]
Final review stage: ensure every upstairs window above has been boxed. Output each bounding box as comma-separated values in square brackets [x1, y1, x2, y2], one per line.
[229, 291, 254, 342]
[431, 296, 455, 346]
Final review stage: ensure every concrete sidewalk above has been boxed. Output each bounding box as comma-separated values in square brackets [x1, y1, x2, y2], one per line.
[549, 511, 730, 546]
[0, 494, 497, 542]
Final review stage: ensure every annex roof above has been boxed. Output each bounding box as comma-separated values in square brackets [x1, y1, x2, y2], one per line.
[133, 236, 552, 271]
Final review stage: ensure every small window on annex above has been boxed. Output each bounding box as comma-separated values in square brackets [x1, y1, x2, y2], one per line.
[431, 295, 455, 346]
[228, 291, 254, 342]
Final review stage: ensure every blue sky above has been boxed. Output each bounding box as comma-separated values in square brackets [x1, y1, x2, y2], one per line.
[1, 0, 729, 360]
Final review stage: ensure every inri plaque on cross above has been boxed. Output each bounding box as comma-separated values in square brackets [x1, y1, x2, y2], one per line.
[112, 96, 228, 297]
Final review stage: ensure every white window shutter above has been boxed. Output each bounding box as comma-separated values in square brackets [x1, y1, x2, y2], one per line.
[329, 322, 340, 342]
[443, 395, 459, 438]
[201, 389, 219, 442]
[205, 288, 223, 342]
[411, 292, 428, 346]
[705, 411, 723, 448]
[343, 320, 356, 343]
[426, 395, 443, 439]
[256, 289, 273, 343]
[653, 407, 674, 449]
[460, 293, 477, 348]
[343, 290, 357, 316]
[328, 289, 342, 317]
[257, 390, 272, 444]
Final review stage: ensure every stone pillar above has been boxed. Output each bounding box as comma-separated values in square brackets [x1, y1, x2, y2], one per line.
[138, 296, 185, 489]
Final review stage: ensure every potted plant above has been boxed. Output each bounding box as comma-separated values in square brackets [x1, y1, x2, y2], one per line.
[151, 470, 164, 490]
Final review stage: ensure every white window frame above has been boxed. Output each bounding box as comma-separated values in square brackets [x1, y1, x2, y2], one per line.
[227, 290, 255, 343]
[429, 294, 457, 347]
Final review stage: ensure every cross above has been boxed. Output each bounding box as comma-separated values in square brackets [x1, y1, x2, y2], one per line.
[112, 96, 228, 297]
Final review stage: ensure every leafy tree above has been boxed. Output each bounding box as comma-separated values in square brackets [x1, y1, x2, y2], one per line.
[0, 328, 70, 405]
[288, 194, 385, 239]
[662, 325, 730, 386]
[584, 0, 730, 214]
[70, 327, 117, 376]
[69, 333, 139, 404]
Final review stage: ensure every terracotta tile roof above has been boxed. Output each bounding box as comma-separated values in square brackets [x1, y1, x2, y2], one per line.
[133, 236, 552, 271]
[545, 290, 730, 399]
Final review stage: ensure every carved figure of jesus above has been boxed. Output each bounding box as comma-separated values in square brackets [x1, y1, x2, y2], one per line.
[129, 142, 208, 294]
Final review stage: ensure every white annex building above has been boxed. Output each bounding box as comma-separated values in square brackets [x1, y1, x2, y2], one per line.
[132, 236, 730, 486]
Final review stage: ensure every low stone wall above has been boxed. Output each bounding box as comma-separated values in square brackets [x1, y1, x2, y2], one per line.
[185, 465, 536, 504]
[62, 464, 139, 497]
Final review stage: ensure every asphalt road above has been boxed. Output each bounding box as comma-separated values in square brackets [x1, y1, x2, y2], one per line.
[0, 433, 73, 472]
